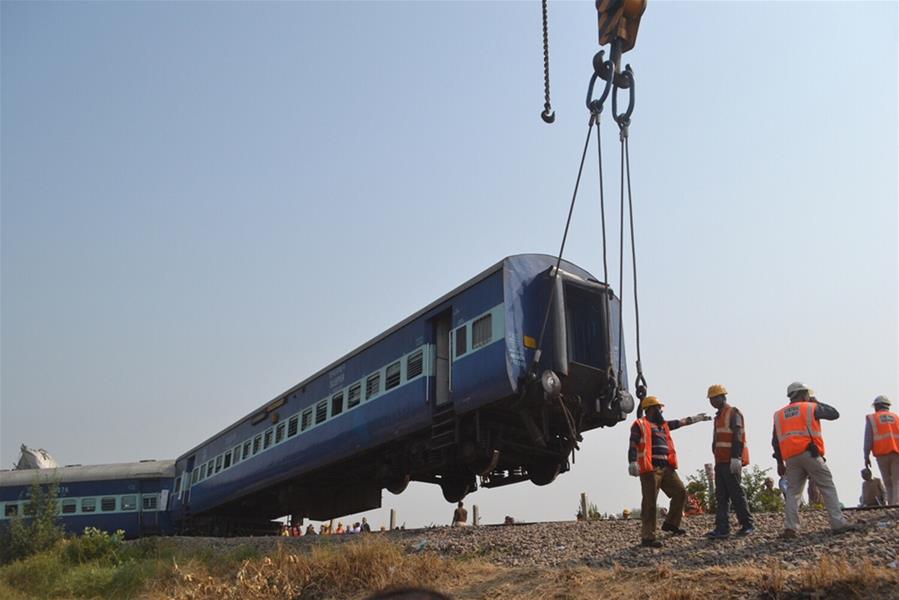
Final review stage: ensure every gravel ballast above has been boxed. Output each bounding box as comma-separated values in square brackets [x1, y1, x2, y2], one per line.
[157, 508, 898, 571]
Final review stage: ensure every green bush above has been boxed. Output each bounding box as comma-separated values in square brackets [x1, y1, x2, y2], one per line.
[742, 465, 785, 513]
[63, 527, 126, 566]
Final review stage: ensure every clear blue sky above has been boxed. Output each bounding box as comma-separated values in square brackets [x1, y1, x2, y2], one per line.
[2, 1, 897, 528]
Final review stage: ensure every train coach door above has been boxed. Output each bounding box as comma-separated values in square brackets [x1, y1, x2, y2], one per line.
[432, 311, 452, 407]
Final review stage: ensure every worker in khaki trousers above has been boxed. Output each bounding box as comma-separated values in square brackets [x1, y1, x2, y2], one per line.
[773, 382, 855, 537]
[628, 396, 711, 547]
[865, 395, 899, 505]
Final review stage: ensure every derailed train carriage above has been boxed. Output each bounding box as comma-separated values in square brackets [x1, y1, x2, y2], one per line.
[167, 254, 634, 534]
[0, 461, 176, 538]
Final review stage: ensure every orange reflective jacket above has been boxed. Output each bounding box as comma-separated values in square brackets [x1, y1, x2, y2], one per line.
[868, 411, 899, 457]
[774, 401, 824, 460]
[634, 417, 677, 474]
[713, 405, 749, 465]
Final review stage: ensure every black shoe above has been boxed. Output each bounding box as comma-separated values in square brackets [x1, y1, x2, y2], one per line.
[641, 539, 663, 548]
[661, 523, 686, 535]
[737, 525, 754, 536]
[705, 530, 729, 539]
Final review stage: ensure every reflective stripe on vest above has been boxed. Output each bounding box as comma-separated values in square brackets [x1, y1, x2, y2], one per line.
[713, 405, 749, 465]
[634, 417, 677, 474]
[774, 401, 824, 460]
[868, 411, 899, 457]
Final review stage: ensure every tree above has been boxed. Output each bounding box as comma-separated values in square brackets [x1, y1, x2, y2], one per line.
[0, 480, 64, 564]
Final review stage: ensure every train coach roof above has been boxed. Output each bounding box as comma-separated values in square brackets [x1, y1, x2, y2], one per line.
[0, 460, 175, 487]
[177, 254, 598, 460]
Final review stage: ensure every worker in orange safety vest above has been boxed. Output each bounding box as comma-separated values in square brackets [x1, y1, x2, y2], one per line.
[864, 395, 899, 505]
[628, 395, 711, 547]
[772, 382, 856, 538]
[704, 384, 754, 539]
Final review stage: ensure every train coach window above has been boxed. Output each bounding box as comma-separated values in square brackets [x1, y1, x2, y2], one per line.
[276, 422, 286, 443]
[366, 373, 380, 400]
[331, 392, 344, 417]
[301, 409, 313, 432]
[61, 500, 77, 514]
[191, 468, 199, 484]
[223, 451, 232, 469]
[206, 460, 214, 477]
[407, 351, 423, 379]
[121, 496, 137, 511]
[4, 503, 17, 517]
[455, 326, 468, 357]
[472, 314, 493, 349]
[385, 362, 401, 390]
[347, 384, 361, 409]
[101, 497, 116, 512]
[242, 441, 252, 460]
[253, 435, 262, 455]
[287, 415, 299, 437]
[143, 495, 158, 511]
[81, 498, 96, 513]
[263, 428, 273, 449]
[233, 445, 242, 464]
[200, 464, 207, 480]
[215, 456, 223, 473]
[173, 477, 181, 496]
[315, 400, 328, 424]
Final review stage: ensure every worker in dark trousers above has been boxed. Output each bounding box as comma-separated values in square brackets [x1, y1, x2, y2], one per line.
[704, 385, 754, 538]
[628, 396, 711, 547]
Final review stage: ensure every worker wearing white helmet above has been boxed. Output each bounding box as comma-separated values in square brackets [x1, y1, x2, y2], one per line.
[772, 382, 855, 538]
[864, 395, 899, 505]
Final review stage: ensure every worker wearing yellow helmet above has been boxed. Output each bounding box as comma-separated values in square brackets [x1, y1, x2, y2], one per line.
[628, 395, 711, 547]
[704, 384, 754, 539]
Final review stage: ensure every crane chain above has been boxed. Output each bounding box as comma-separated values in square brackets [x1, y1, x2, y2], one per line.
[540, 0, 555, 124]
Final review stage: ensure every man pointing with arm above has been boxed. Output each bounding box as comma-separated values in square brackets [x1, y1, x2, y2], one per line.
[628, 396, 711, 547]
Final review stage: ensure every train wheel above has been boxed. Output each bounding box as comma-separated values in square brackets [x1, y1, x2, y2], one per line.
[528, 461, 562, 486]
[385, 474, 410, 495]
[440, 476, 473, 503]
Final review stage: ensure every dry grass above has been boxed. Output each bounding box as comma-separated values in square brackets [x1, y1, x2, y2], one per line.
[150, 537, 462, 600]
[4, 534, 897, 599]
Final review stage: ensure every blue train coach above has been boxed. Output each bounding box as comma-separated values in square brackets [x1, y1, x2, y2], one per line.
[0, 460, 175, 539]
[166, 254, 635, 534]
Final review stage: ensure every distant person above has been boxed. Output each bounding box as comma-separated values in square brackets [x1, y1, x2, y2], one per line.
[280, 524, 289, 536]
[627, 395, 711, 547]
[773, 382, 855, 538]
[621, 509, 631, 520]
[361, 517, 371, 532]
[860, 468, 886, 507]
[452, 501, 468, 526]
[704, 385, 754, 539]
[336, 522, 346, 534]
[352, 522, 361, 533]
[503, 515, 515, 525]
[864, 395, 899, 505]
[306, 524, 317, 536]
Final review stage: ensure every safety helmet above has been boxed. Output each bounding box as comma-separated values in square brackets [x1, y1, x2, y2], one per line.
[707, 384, 727, 399]
[641, 396, 663, 410]
[786, 382, 810, 398]
[873, 395, 892, 407]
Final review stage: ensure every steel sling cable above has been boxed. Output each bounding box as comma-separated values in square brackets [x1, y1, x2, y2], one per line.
[593, 111, 617, 393]
[532, 115, 596, 368]
[612, 66, 647, 403]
